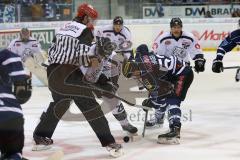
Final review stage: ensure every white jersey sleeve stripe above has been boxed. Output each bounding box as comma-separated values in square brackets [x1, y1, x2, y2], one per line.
[0, 93, 16, 99]
[2, 57, 22, 65]
[0, 107, 23, 114]
[9, 70, 27, 76]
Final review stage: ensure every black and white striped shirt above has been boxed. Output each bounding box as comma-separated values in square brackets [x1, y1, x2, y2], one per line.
[48, 21, 94, 67]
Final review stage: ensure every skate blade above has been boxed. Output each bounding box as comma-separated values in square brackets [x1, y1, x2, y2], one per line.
[32, 144, 52, 151]
[109, 148, 124, 158]
[157, 137, 180, 144]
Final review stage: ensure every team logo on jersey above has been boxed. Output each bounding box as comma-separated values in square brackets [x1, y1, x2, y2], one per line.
[165, 40, 171, 45]
[195, 43, 200, 49]
[119, 41, 132, 50]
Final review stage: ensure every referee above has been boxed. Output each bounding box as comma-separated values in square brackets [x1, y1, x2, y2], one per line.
[32, 3, 120, 153]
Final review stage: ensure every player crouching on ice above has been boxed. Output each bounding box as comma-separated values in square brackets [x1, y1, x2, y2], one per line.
[81, 36, 138, 136]
[122, 44, 193, 144]
[0, 49, 32, 160]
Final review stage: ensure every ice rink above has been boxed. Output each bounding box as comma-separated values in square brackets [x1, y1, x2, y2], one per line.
[22, 52, 240, 160]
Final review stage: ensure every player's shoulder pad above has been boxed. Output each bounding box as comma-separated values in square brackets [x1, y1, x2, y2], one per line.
[181, 31, 194, 42]
[157, 32, 171, 44]
[28, 37, 38, 42]
[0, 49, 19, 59]
[121, 26, 131, 39]
[10, 38, 20, 44]
[229, 29, 240, 40]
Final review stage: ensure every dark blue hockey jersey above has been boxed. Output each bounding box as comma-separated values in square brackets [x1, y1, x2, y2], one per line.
[135, 52, 186, 78]
[134, 50, 189, 97]
[0, 49, 27, 121]
[216, 29, 240, 60]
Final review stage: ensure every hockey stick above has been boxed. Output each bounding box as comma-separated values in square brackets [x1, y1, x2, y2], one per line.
[42, 63, 151, 111]
[224, 66, 240, 69]
[142, 110, 148, 138]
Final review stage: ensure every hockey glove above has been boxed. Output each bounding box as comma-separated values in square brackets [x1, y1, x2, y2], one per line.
[97, 74, 110, 85]
[13, 76, 32, 104]
[142, 98, 155, 112]
[194, 58, 206, 73]
[212, 59, 223, 73]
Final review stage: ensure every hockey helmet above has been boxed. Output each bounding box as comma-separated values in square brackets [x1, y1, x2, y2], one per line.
[113, 16, 123, 25]
[20, 28, 30, 42]
[170, 17, 182, 28]
[77, 3, 98, 19]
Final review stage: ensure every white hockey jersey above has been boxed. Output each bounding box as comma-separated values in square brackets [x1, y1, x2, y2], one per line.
[152, 31, 203, 63]
[8, 37, 43, 62]
[80, 44, 121, 83]
[95, 25, 133, 59]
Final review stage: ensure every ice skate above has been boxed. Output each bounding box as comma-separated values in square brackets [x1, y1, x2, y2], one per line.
[106, 143, 123, 158]
[121, 123, 138, 135]
[32, 134, 53, 151]
[146, 110, 165, 129]
[157, 126, 181, 144]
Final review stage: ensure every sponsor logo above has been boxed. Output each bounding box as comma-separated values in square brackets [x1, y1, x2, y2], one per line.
[192, 30, 230, 41]
[143, 5, 164, 18]
[185, 6, 240, 17]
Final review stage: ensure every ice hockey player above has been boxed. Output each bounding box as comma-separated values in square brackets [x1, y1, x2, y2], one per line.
[0, 49, 32, 160]
[32, 3, 123, 158]
[212, 29, 240, 81]
[122, 44, 194, 144]
[148, 17, 205, 128]
[7, 28, 47, 85]
[95, 16, 133, 59]
[95, 17, 138, 134]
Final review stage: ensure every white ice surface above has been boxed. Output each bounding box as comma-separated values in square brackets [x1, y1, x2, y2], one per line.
[22, 52, 240, 160]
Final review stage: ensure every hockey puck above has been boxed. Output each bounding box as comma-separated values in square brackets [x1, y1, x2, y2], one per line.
[123, 136, 130, 143]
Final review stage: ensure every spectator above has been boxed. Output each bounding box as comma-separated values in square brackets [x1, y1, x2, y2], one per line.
[232, 10, 239, 17]
[204, 11, 213, 18]
[31, 1, 44, 21]
[44, 0, 57, 21]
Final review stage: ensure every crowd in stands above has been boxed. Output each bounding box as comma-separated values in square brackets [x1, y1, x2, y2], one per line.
[0, 0, 72, 22]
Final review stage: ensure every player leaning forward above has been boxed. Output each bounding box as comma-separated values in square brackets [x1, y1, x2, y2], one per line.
[146, 17, 206, 128]
[122, 44, 193, 144]
[32, 3, 123, 157]
[0, 49, 32, 160]
[94, 16, 138, 134]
